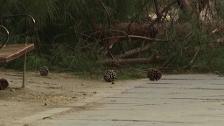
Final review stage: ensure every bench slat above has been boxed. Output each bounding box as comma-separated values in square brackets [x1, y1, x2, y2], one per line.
[0, 43, 34, 63]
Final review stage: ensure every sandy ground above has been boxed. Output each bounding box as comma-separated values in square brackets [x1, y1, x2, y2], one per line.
[2, 70, 224, 126]
[0, 69, 116, 124]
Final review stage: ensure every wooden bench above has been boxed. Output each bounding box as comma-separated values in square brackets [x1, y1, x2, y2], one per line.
[0, 44, 34, 63]
[0, 15, 37, 88]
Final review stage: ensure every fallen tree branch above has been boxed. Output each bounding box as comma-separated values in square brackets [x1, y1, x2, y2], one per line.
[98, 56, 161, 66]
[103, 35, 168, 42]
[115, 44, 152, 58]
[94, 22, 158, 38]
[102, 35, 167, 49]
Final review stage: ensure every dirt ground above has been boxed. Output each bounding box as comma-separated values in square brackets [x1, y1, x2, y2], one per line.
[0, 69, 117, 124]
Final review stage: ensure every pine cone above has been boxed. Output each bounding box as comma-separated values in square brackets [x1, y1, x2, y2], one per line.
[147, 69, 162, 81]
[104, 70, 117, 83]
[39, 66, 49, 76]
[0, 78, 9, 90]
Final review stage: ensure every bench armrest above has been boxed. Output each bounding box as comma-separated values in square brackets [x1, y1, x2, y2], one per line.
[1, 14, 37, 45]
[1, 14, 36, 31]
[0, 25, 9, 48]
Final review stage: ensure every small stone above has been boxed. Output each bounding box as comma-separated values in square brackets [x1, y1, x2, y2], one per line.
[10, 88, 16, 92]
[42, 116, 52, 120]
[0, 78, 9, 90]
[39, 66, 49, 76]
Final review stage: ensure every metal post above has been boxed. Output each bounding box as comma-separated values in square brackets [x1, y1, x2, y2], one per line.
[22, 52, 27, 88]
[22, 16, 28, 88]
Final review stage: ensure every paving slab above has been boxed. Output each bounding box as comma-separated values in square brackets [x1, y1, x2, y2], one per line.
[14, 74, 224, 126]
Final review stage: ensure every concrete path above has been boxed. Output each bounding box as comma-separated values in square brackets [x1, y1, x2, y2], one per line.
[17, 75, 224, 126]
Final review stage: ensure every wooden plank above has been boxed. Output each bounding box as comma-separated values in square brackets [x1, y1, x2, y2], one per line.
[0, 43, 34, 63]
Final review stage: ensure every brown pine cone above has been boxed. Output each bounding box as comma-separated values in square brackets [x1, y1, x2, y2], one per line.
[104, 70, 117, 83]
[147, 69, 162, 81]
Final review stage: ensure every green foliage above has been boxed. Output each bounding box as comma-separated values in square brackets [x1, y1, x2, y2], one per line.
[0, 0, 224, 77]
[215, 0, 224, 19]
